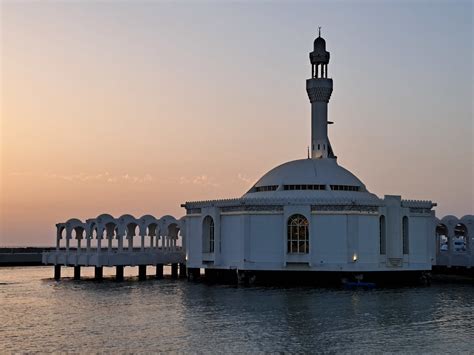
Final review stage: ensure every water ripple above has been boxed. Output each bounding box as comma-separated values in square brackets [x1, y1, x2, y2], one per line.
[0, 267, 473, 353]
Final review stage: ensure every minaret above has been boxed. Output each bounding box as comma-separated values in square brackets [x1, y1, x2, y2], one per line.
[306, 28, 334, 159]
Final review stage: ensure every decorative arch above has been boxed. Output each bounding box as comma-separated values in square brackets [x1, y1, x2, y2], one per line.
[436, 223, 449, 253]
[139, 214, 159, 237]
[460, 215, 473, 252]
[118, 215, 138, 250]
[95, 214, 117, 239]
[287, 214, 309, 254]
[454, 223, 468, 252]
[65, 218, 86, 250]
[56, 223, 66, 250]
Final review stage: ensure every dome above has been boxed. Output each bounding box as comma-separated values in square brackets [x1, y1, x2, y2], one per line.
[243, 158, 379, 201]
[314, 36, 326, 51]
[310, 35, 330, 65]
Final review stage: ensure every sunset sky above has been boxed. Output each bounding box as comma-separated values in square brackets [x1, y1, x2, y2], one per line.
[1, 1, 472, 246]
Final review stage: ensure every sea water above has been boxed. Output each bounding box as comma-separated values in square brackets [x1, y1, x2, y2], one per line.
[0, 266, 473, 353]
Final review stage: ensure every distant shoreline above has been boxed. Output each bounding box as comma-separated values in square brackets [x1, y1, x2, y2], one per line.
[0, 247, 54, 266]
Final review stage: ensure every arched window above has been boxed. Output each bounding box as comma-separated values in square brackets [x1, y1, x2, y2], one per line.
[379, 215, 386, 255]
[202, 216, 215, 253]
[287, 214, 309, 254]
[402, 216, 409, 255]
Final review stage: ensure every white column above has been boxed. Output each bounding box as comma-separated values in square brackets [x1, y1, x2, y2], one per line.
[97, 234, 102, 254]
[108, 236, 112, 253]
[118, 233, 123, 252]
[128, 235, 133, 252]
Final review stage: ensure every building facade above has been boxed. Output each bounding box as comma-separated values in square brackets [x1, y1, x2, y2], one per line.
[182, 33, 438, 282]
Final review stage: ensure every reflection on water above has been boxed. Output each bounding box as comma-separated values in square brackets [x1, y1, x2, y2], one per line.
[0, 267, 473, 352]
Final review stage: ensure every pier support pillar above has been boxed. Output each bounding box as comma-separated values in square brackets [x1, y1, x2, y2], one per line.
[171, 263, 178, 279]
[116, 266, 124, 282]
[156, 264, 164, 279]
[54, 265, 61, 280]
[179, 263, 187, 278]
[138, 265, 147, 281]
[187, 268, 200, 281]
[95, 266, 103, 281]
[237, 270, 246, 285]
[73, 266, 81, 280]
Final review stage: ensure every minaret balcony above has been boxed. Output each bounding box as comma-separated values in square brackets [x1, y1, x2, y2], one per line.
[306, 78, 333, 103]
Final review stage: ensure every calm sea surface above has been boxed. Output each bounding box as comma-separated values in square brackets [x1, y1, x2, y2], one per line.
[0, 266, 473, 353]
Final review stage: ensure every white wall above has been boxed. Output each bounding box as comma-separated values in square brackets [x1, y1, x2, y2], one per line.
[220, 215, 244, 267]
[185, 215, 202, 267]
[185, 202, 434, 272]
[311, 214, 347, 265]
[409, 215, 432, 265]
[357, 215, 379, 263]
[248, 214, 283, 264]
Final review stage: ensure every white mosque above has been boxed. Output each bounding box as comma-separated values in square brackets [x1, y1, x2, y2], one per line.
[182, 32, 439, 283]
[44, 32, 473, 284]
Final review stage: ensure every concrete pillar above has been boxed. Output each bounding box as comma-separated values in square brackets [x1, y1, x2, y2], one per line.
[237, 270, 246, 285]
[54, 265, 61, 280]
[171, 263, 178, 279]
[74, 266, 81, 280]
[116, 265, 124, 281]
[187, 268, 200, 281]
[156, 264, 164, 279]
[95, 266, 103, 280]
[138, 265, 147, 281]
[179, 263, 187, 278]
[118, 233, 123, 252]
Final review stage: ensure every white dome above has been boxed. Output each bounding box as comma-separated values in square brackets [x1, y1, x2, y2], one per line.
[243, 158, 379, 200]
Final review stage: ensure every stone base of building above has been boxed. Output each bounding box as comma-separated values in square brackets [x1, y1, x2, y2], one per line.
[432, 265, 474, 277]
[195, 268, 431, 287]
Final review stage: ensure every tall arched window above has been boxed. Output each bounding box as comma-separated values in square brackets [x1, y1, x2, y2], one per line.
[287, 214, 309, 254]
[379, 215, 386, 255]
[402, 216, 409, 255]
[202, 216, 215, 253]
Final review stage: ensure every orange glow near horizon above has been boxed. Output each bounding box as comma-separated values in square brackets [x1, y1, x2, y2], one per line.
[1, 2, 472, 246]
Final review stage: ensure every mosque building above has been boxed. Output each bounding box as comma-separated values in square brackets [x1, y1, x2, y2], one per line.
[182, 31, 438, 283]
[44, 32, 473, 284]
